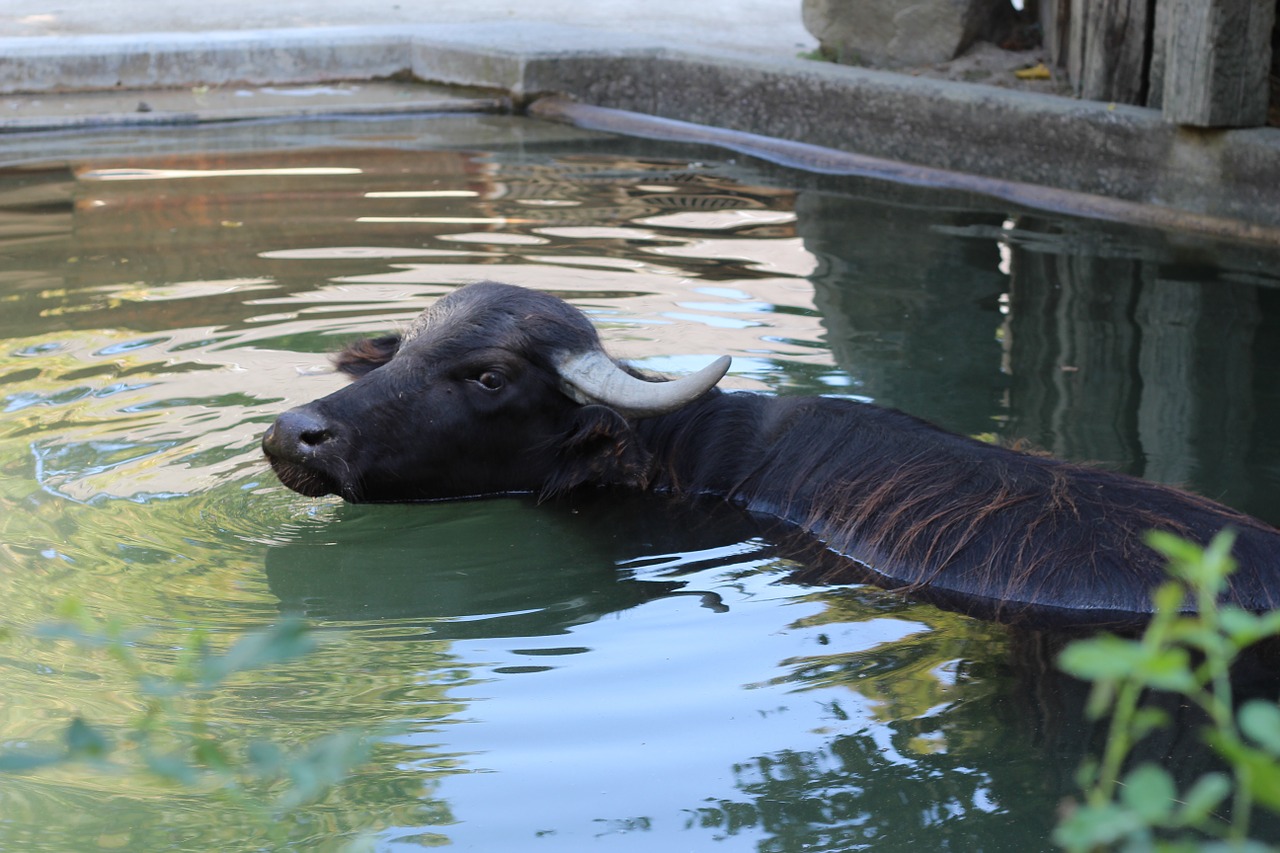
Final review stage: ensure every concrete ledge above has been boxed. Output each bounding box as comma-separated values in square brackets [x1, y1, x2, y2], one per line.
[408, 23, 661, 93]
[0, 28, 413, 92]
[513, 45, 1280, 231]
[0, 82, 506, 133]
[528, 97, 1280, 244]
[2, 22, 1278, 235]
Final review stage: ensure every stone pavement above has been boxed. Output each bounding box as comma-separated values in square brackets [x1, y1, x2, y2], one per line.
[0, 0, 816, 57]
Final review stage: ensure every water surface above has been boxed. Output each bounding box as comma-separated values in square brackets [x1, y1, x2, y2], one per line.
[1, 113, 1279, 851]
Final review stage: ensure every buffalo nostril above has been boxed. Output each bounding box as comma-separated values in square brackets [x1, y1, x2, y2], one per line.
[263, 408, 336, 461]
[299, 427, 332, 448]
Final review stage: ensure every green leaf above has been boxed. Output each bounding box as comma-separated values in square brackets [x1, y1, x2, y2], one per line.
[1165, 617, 1221, 650]
[1058, 635, 1146, 681]
[246, 740, 285, 778]
[193, 739, 233, 773]
[277, 730, 373, 809]
[1051, 801, 1146, 851]
[1200, 529, 1239, 581]
[1220, 607, 1280, 648]
[1129, 707, 1170, 740]
[136, 674, 184, 698]
[1145, 530, 1201, 562]
[1239, 700, 1280, 756]
[1058, 636, 1196, 694]
[1175, 772, 1230, 826]
[64, 717, 111, 760]
[1119, 763, 1175, 822]
[1156, 840, 1217, 853]
[31, 620, 148, 650]
[31, 621, 112, 649]
[1196, 843, 1279, 853]
[1136, 647, 1198, 693]
[1084, 679, 1118, 721]
[1152, 582, 1192, 618]
[142, 750, 199, 785]
[198, 618, 316, 687]
[1146, 529, 1237, 595]
[1207, 733, 1280, 814]
[1074, 757, 1100, 792]
[0, 748, 65, 773]
[54, 597, 89, 622]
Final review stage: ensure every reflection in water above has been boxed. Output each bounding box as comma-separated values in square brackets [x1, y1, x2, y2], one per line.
[0, 115, 1279, 851]
[1004, 224, 1265, 515]
[798, 190, 1010, 432]
[263, 496, 763, 636]
[799, 188, 1280, 525]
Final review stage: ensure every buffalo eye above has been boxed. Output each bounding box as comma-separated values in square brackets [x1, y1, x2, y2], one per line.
[475, 370, 506, 391]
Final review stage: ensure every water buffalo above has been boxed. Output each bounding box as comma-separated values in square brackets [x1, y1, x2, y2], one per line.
[262, 281, 1280, 625]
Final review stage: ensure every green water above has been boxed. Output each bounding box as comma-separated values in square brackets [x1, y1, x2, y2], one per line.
[1, 114, 1278, 851]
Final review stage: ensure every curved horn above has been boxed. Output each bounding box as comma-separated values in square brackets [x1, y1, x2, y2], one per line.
[553, 350, 731, 418]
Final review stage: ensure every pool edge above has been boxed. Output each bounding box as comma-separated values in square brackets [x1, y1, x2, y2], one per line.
[2, 22, 1278, 235]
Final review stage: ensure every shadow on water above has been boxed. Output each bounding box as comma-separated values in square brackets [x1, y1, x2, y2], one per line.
[263, 493, 769, 637]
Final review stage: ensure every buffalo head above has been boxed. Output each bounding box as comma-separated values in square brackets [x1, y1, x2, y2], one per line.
[262, 282, 730, 502]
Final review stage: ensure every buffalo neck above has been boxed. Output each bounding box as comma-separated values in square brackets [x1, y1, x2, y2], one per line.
[633, 389, 783, 500]
[633, 390, 969, 539]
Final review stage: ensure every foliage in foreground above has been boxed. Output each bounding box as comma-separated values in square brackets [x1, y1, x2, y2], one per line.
[1055, 531, 1280, 852]
[0, 601, 377, 815]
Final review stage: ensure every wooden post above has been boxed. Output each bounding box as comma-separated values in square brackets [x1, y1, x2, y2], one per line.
[1060, 0, 1154, 102]
[1039, 0, 1074, 69]
[1147, 0, 1172, 109]
[1160, 0, 1276, 126]
[1078, 0, 1155, 103]
[1067, 0, 1086, 93]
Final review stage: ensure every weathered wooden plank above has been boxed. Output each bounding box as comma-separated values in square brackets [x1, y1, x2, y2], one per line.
[1273, 7, 1280, 124]
[1062, 0, 1154, 103]
[1039, 0, 1075, 69]
[1162, 0, 1276, 126]
[1067, 0, 1087, 91]
[1147, 0, 1172, 108]
[1078, 0, 1154, 103]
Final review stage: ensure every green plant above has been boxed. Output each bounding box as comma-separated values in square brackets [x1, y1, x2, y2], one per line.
[0, 600, 377, 813]
[1055, 530, 1280, 852]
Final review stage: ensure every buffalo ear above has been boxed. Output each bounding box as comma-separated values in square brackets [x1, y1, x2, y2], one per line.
[540, 405, 651, 499]
[333, 334, 402, 378]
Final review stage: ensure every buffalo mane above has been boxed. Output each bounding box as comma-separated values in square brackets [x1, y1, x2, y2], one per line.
[803, 454, 1189, 612]
[642, 393, 1280, 620]
[805, 431, 1277, 616]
